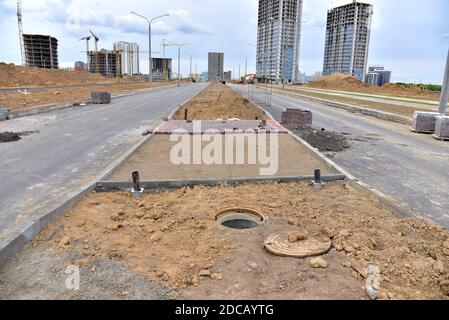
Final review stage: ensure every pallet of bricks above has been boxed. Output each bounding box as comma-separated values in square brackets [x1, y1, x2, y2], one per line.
[433, 116, 449, 140]
[281, 108, 312, 130]
[411, 111, 441, 133]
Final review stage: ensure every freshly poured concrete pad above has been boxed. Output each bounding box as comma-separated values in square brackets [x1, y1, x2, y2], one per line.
[106, 134, 337, 181]
[264, 232, 332, 258]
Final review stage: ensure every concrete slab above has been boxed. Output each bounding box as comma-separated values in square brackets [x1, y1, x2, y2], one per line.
[155, 120, 288, 134]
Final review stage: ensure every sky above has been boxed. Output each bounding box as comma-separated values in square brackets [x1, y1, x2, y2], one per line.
[0, 0, 448, 84]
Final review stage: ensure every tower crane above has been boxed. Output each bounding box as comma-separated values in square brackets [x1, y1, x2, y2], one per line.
[17, 1, 25, 66]
[89, 30, 100, 73]
[79, 36, 91, 71]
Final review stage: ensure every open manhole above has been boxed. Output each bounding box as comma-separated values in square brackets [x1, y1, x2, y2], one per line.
[215, 207, 265, 230]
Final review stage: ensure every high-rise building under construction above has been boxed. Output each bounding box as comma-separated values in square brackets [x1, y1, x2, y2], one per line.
[322, 0, 374, 81]
[256, 0, 303, 83]
[23, 34, 59, 69]
[113, 42, 140, 76]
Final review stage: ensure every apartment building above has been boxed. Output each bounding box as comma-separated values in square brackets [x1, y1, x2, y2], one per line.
[256, 0, 303, 83]
[322, 0, 373, 81]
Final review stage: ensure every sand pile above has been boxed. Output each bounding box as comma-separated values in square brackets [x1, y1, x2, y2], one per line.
[175, 83, 268, 121]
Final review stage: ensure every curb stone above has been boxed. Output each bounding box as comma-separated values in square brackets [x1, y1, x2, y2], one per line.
[256, 86, 412, 125]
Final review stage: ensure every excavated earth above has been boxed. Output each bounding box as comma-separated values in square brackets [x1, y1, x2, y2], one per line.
[1, 182, 449, 300]
[175, 83, 268, 121]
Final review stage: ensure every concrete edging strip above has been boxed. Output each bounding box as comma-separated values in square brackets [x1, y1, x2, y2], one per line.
[3, 83, 182, 121]
[257, 86, 412, 125]
[96, 175, 346, 191]
[0, 133, 154, 267]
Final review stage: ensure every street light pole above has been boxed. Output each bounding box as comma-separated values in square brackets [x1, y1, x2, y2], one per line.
[439, 48, 449, 115]
[131, 12, 170, 84]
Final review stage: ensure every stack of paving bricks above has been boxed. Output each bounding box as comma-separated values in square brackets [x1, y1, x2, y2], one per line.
[434, 116, 449, 139]
[0, 107, 10, 121]
[412, 111, 441, 133]
[281, 108, 312, 130]
[91, 91, 112, 104]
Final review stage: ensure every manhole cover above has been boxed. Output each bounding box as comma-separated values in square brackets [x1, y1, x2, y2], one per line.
[264, 232, 332, 258]
[215, 207, 265, 230]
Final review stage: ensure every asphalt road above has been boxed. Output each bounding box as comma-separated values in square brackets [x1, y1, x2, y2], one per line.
[231, 84, 449, 229]
[0, 83, 206, 248]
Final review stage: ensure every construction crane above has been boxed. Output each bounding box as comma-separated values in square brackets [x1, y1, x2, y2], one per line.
[160, 39, 171, 80]
[79, 36, 91, 71]
[17, 0, 25, 66]
[89, 30, 100, 73]
[167, 42, 189, 80]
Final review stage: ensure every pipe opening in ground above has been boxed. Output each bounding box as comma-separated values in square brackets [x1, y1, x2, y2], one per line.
[215, 208, 265, 230]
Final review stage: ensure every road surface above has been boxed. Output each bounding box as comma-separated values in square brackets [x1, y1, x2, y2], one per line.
[0, 83, 206, 248]
[231, 84, 449, 229]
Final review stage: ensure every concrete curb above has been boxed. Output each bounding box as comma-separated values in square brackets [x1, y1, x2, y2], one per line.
[168, 83, 211, 120]
[96, 175, 346, 192]
[2, 84, 182, 122]
[256, 86, 412, 125]
[251, 95, 417, 218]
[0, 107, 11, 121]
[0, 132, 154, 268]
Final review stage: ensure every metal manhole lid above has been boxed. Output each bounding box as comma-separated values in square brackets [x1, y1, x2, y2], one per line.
[264, 232, 332, 258]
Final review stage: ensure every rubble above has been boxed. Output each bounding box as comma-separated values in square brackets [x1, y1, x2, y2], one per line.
[310, 257, 328, 269]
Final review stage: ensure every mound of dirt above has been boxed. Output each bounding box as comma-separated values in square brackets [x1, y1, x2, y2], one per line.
[0, 63, 144, 88]
[295, 128, 350, 152]
[175, 83, 268, 121]
[308, 73, 367, 91]
[307, 73, 440, 100]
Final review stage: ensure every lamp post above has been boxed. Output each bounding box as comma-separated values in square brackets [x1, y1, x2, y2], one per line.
[439, 48, 449, 115]
[131, 12, 170, 83]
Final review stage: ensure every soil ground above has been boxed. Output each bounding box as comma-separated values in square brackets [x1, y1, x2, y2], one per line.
[106, 134, 336, 181]
[2, 182, 448, 300]
[0, 82, 176, 112]
[175, 83, 268, 121]
[0, 62, 143, 87]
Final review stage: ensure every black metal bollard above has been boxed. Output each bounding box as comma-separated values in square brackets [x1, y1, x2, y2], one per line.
[184, 109, 188, 121]
[132, 171, 141, 191]
[314, 169, 322, 184]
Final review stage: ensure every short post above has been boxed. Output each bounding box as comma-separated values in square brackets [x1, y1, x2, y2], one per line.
[184, 109, 188, 121]
[312, 169, 324, 190]
[314, 169, 321, 184]
[131, 171, 144, 198]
